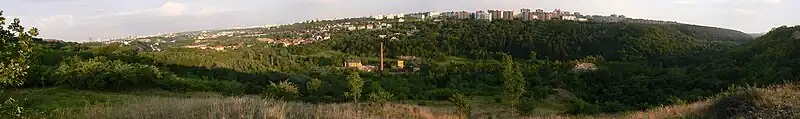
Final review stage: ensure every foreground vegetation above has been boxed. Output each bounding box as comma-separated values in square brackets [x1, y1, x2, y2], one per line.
[16, 82, 800, 119]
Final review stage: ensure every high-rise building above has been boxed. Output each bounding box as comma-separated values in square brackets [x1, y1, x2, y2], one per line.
[521, 8, 531, 13]
[520, 9, 532, 21]
[543, 13, 555, 20]
[441, 12, 457, 19]
[488, 10, 502, 20]
[561, 15, 577, 21]
[430, 12, 441, 18]
[406, 12, 429, 19]
[534, 9, 545, 21]
[502, 11, 514, 20]
[474, 11, 492, 21]
[457, 11, 470, 19]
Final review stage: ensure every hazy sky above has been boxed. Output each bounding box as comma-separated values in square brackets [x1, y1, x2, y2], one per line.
[1, 0, 798, 41]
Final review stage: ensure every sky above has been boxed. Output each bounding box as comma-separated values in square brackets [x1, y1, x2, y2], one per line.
[1, 0, 798, 42]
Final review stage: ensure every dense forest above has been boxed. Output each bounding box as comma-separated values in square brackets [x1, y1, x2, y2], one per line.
[320, 20, 751, 61]
[6, 14, 800, 117]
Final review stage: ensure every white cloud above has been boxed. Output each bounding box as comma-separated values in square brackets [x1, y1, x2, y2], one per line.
[114, 1, 187, 17]
[673, 0, 698, 4]
[3, 15, 28, 21]
[678, 0, 780, 4]
[752, 0, 781, 3]
[308, 0, 339, 3]
[158, 1, 187, 16]
[734, 8, 756, 15]
[36, 14, 74, 29]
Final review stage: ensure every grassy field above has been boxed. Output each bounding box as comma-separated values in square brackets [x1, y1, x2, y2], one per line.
[8, 88, 668, 119]
[12, 84, 800, 119]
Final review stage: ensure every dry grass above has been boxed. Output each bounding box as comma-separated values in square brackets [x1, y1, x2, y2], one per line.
[465, 99, 712, 119]
[41, 84, 800, 119]
[48, 95, 710, 119]
[50, 96, 462, 119]
[704, 84, 800, 119]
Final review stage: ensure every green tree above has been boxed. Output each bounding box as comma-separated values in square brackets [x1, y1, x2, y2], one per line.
[345, 72, 364, 103]
[266, 81, 299, 100]
[307, 78, 322, 93]
[0, 11, 37, 119]
[501, 54, 526, 107]
[0, 11, 38, 87]
[367, 81, 393, 105]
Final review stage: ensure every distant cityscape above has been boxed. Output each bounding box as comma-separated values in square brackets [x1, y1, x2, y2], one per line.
[381, 8, 588, 21]
[371, 8, 681, 24]
[98, 8, 681, 42]
[93, 8, 685, 52]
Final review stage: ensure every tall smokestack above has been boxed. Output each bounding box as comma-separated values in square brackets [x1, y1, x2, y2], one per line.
[380, 41, 385, 72]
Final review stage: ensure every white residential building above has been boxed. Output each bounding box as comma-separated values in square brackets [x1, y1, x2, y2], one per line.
[429, 12, 441, 18]
[475, 11, 492, 21]
[372, 15, 385, 19]
[561, 16, 577, 21]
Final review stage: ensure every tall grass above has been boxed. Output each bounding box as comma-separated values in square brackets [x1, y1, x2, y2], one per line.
[48, 95, 709, 119]
[37, 84, 800, 119]
[53, 96, 461, 119]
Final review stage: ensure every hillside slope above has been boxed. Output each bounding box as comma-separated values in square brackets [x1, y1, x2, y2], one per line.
[695, 25, 800, 87]
[320, 20, 753, 61]
[671, 25, 753, 43]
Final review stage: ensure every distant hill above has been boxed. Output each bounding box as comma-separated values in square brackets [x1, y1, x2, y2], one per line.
[320, 20, 755, 61]
[690, 25, 800, 91]
[670, 25, 753, 43]
[748, 33, 767, 38]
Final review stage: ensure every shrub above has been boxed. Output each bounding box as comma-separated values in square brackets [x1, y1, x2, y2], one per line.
[345, 72, 363, 102]
[212, 80, 246, 96]
[0, 98, 26, 119]
[52, 57, 165, 90]
[306, 78, 321, 93]
[265, 81, 300, 100]
[566, 98, 600, 115]
[367, 81, 393, 105]
[705, 84, 800, 118]
[449, 93, 471, 117]
[515, 98, 537, 116]
[423, 88, 454, 100]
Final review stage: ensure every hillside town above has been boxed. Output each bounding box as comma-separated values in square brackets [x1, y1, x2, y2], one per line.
[100, 8, 682, 51]
[374, 8, 680, 24]
[390, 9, 589, 21]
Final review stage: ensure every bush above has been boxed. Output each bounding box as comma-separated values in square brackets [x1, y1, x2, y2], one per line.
[449, 93, 471, 117]
[212, 80, 246, 96]
[265, 81, 300, 100]
[566, 98, 600, 115]
[515, 98, 537, 116]
[705, 84, 800, 118]
[0, 98, 26, 119]
[423, 88, 455, 100]
[345, 72, 363, 102]
[52, 57, 165, 90]
[306, 78, 321, 93]
[367, 81, 393, 105]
